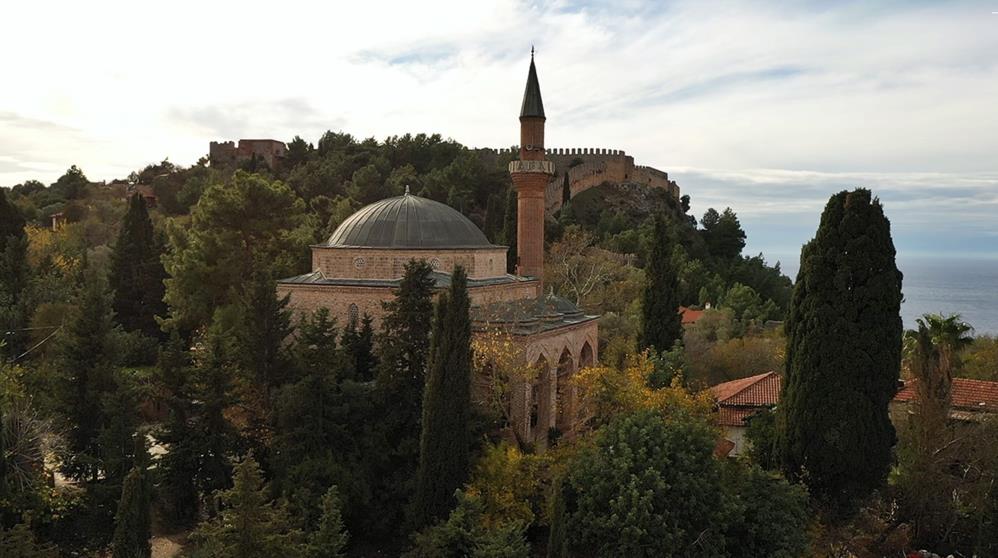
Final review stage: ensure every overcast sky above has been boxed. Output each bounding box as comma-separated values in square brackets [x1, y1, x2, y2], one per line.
[2, 0, 996, 261]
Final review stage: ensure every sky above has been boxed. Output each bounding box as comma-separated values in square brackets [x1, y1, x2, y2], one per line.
[2, 0, 997, 263]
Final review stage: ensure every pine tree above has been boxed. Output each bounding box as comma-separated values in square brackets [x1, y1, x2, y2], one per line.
[307, 486, 349, 558]
[191, 328, 242, 504]
[109, 193, 167, 339]
[776, 188, 902, 512]
[638, 216, 683, 355]
[155, 331, 200, 526]
[413, 266, 472, 528]
[190, 455, 303, 557]
[56, 271, 118, 482]
[0, 523, 58, 558]
[112, 436, 152, 558]
[272, 307, 350, 520]
[501, 189, 518, 274]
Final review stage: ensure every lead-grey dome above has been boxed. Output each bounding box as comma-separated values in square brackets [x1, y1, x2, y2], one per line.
[326, 193, 493, 249]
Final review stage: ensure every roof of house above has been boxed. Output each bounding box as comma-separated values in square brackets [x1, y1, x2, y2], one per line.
[894, 377, 998, 413]
[709, 372, 782, 427]
[679, 306, 705, 325]
[710, 372, 781, 406]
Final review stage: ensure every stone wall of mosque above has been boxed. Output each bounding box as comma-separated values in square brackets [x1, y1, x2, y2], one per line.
[311, 246, 509, 281]
[277, 278, 540, 333]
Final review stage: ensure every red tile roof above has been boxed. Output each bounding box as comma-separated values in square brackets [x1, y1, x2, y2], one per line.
[710, 372, 781, 406]
[894, 377, 998, 413]
[710, 372, 781, 426]
[679, 306, 704, 325]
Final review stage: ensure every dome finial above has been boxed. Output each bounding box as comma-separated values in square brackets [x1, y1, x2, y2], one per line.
[404, 184, 410, 195]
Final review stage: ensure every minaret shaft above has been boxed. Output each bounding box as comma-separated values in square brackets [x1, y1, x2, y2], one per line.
[510, 55, 552, 285]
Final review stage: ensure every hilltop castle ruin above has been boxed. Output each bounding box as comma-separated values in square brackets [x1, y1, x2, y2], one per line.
[475, 146, 679, 213]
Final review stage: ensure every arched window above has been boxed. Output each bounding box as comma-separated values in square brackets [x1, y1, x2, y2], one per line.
[348, 303, 359, 324]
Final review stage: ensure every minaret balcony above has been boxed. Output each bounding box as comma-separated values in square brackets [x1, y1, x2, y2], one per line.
[509, 160, 554, 175]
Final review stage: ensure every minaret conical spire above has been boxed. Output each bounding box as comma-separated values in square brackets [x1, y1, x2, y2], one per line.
[520, 51, 545, 119]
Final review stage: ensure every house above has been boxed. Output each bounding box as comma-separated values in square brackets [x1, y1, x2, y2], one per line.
[709, 372, 781, 456]
[709, 373, 998, 457]
[892, 377, 998, 422]
[679, 306, 705, 326]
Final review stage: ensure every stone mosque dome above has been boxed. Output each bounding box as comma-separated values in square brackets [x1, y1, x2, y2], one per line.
[325, 191, 493, 249]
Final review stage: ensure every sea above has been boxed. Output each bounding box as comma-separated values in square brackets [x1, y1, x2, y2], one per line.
[774, 255, 998, 336]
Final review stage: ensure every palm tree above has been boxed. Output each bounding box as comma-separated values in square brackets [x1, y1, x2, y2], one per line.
[903, 314, 974, 444]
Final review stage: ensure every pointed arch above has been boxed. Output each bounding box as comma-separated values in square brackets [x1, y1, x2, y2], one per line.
[556, 347, 575, 433]
[530, 355, 552, 443]
[580, 340, 595, 369]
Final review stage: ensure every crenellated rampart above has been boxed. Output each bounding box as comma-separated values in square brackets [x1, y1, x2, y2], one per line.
[475, 147, 679, 212]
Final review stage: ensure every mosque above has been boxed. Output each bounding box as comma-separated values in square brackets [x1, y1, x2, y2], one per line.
[277, 54, 598, 446]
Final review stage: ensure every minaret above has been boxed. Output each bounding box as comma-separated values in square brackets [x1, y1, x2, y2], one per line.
[510, 50, 554, 286]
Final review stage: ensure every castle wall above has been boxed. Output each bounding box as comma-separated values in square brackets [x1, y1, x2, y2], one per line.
[475, 147, 679, 213]
[209, 139, 287, 169]
[311, 246, 509, 281]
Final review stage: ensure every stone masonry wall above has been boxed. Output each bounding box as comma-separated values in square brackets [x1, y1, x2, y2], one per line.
[312, 246, 509, 280]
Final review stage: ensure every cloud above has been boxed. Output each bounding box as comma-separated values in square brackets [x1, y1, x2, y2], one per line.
[1, 0, 995, 256]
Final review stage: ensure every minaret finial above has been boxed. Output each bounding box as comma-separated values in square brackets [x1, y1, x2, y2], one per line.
[531, 45, 535, 59]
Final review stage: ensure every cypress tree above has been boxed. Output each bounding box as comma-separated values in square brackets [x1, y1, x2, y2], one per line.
[0, 405, 8, 514]
[561, 172, 571, 206]
[355, 314, 376, 381]
[112, 436, 152, 558]
[0, 188, 25, 243]
[236, 275, 293, 391]
[342, 313, 377, 382]
[413, 266, 472, 528]
[377, 259, 435, 429]
[0, 188, 29, 358]
[372, 259, 435, 532]
[109, 193, 167, 339]
[776, 188, 902, 512]
[638, 215, 683, 355]
[501, 189, 517, 274]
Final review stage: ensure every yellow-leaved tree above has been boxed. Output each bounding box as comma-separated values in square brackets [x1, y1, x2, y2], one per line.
[573, 350, 715, 427]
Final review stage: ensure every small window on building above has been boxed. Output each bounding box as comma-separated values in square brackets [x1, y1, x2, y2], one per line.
[348, 303, 359, 323]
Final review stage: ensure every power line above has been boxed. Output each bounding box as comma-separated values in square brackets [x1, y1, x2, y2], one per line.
[9, 325, 62, 363]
